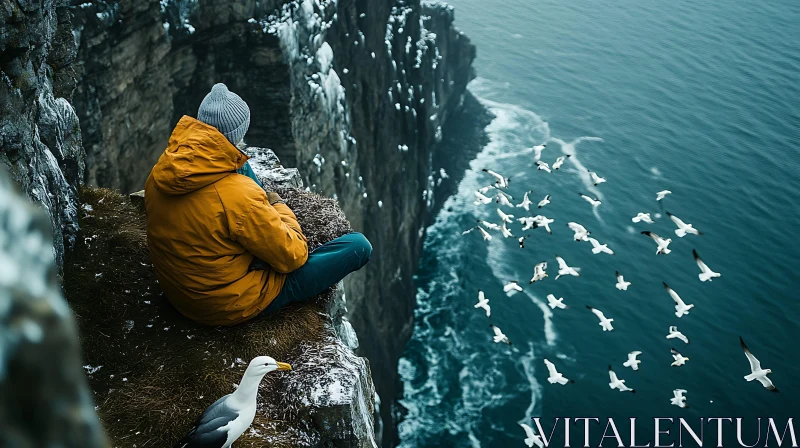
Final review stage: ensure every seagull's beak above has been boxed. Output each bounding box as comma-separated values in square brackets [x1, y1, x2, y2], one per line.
[276, 362, 293, 371]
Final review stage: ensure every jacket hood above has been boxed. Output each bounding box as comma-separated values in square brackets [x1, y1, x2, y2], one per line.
[151, 116, 249, 195]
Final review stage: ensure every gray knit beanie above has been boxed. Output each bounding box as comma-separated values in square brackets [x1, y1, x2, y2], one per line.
[197, 83, 251, 146]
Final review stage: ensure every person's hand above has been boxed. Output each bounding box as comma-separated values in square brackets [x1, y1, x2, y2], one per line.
[266, 191, 284, 205]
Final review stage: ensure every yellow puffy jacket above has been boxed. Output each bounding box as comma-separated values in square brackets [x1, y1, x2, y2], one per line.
[144, 116, 308, 326]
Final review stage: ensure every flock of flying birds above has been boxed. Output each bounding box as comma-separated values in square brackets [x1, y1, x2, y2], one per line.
[461, 143, 779, 447]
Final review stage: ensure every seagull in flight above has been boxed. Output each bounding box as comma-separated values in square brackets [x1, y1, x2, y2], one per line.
[579, 193, 602, 208]
[588, 170, 606, 186]
[516, 191, 534, 211]
[544, 359, 573, 385]
[504, 281, 523, 296]
[474, 191, 492, 205]
[694, 249, 721, 282]
[546, 294, 567, 310]
[520, 423, 545, 448]
[656, 190, 672, 201]
[623, 351, 642, 371]
[555, 256, 580, 279]
[664, 282, 694, 318]
[552, 154, 571, 170]
[482, 169, 510, 188]
[740, 336, 778, 392]
[495, 191, 514, 207]
[518, 216, 538, 231]
[530, 262, 548, 283]
[501, 222, 514, 238]
[491, 324, 511, 345]
[497, 208, 514, 224]
[567, 222, 591, 241]
[474, 290, 491, 317]
[641, 231, 672, 255]
[536, 161, 552, 173]
[666, 326, 689, 344]
[632, 213, 654, 224]
[608, 365, 635, 393]
[587, 306, 614, 332]
[615, 271, 631, 291]
[462, 225, 493, 241]
[671, 348, 690, 367]
[518, 235, 531, 249]
[537, 194, 551, 209]
[532, 215, 554, 234]
[532, 143, 547, 162]
[478, 220, 500, 231]
[671, 389, 688, 408]
[588, 237, 614, 255]
[666, 211, 701, 237]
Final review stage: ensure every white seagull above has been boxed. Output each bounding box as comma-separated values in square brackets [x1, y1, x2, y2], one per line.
[479, 220, 500, 231]
[501, 222, 514, 238]
[740, 336, 778, 392]
[536, 160, 552, 173]
[546, 294, 567, 310]
[568, 222, 591, 241]
[552, 154, 571, 170]
[555, 256, 580, 280]
[504, 281, 523, 296]
[671, 348, 690, 367]
[641, 231, 672, 255]
[587, 306, 614, 332]
[176, 357, 292, 448]
[474, 290, 491, 317]
[518, 216, 537, 231]
[532, 143, 547, 161]
[694, 249, 721, 282]
[588, 237, 614, 255]
[518, 235, 531, 249]
[516, 191, 534, 211]
[656, 190, 672, 201]
[474, 191, 492, 205]
[544, 358, 573, 385]
[666, 211, 701, 237]
[608, 365, 635, 393]
[530, 262, 548, 283]
[532, 215, 554, 234]
[462, 226, 493, 241]
[497, 208, 515, 224]
[666, 326, 689, 344]
[588, 170, 606, 186]
[520, 423, 545, 448]
[664, 282, 694, 318]
[615, 271, 631, 291]
[671, 389, 688, 408]
[482, 168, 509, 189]
[632, 213, 654, 224]
[537, 194, 551, 209]
[623, 351, 642, 371]
[491, 324, 511, 345]
[579, 193, 602, 208]
[495, 192, 514, 207]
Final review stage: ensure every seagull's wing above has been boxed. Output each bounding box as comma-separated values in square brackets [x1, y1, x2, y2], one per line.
[587, 306, 604, 319]
[608, 365, 618, 382]
[492, 325, 504, 338]
[666, 211, 686, 227]
[671, 348, 680, 356]
[588, 238, 601, 249]
[556, 256, 568, 270]
[693, 249, 711, 272]
[673, 389, 686, 398]
[740, 336, 763, 373]
[630, 351, 642, 358]
[579, 193, 594, 204]
[641, 231, 660, 241]
[543, 359, 559, 377]
[663, 282, 683, 304]
[176, 394, 239, 448]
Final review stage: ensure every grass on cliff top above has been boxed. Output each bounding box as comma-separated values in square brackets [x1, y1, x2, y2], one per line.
[63, 186, 352, 447]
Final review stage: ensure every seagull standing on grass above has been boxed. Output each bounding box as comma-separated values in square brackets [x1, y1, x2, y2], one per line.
[641, 231, 672, 255]
[588, 170, 606, 186]
[544, 359, 573, 385]
[536, 161, 552, 173]
[530, 262, 548, 283]
[671, 389, 688, 408]
[579, 193, 602, 208]
[615, 271, 631, 291]
[547, 294, 567, 310]
[482, 169, 510, 188]
[588, 237, 614, 255]
[623, 351, 642, 371]
[671, 348, 690, 367]
[568, 222, 590, 241]
[632, 213, 654, 224]
[474, 290, 491, 317]
[656, 190, 672, 201]
[667, 211, 701, 237]
[555, 256, 580, 279]
[664, 282, 694, 318]
[516, 191, 534, 211]
[176, 357, 292, 448]
[694, 249, 721, 282]
[504, 281, 523, 296]
[532, 143, 547, 161]
[666, 326, 689, 344]
[491, 324, 511, 345]
[587, 306, 614, 331]
[608, 365, 635, 393]
[552, 155, 570, 170]
[520, 423, 545, 448]
[740, 337, 778, 392]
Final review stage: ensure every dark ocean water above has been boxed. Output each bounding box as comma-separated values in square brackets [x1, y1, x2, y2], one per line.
[398, 0, 800, 446]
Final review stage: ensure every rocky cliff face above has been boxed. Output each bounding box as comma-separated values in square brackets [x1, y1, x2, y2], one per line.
[68, 0, 476, 443]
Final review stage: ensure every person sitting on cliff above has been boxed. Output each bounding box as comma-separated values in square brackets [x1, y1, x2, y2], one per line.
[144, 83, 372, 326]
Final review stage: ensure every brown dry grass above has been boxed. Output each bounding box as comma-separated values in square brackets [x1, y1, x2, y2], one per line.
[63, 186, 352, 447]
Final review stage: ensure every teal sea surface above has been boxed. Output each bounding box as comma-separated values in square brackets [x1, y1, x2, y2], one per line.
[399, 0, 799, 446]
